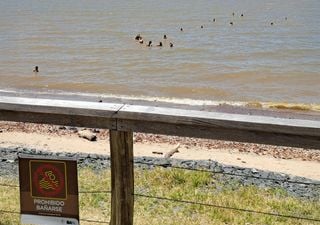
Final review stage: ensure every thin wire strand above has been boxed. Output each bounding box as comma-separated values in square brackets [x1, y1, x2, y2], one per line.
[0, 183, 111, 194]
[1, 157, 318, 186]
[134, 193, 320, 223]
[0, 210, 109, 224]
[0, 209, 20, 215]
[0, 183, 19, 188]
[80, 190, 111, 194]
[0, 193, 319, 223]
[134, 161, 320, 186]
[81, 218, 109, 224]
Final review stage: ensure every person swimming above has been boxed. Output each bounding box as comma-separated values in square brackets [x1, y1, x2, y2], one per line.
[135, 34, 142, 40]
[157, 42, 162, 47]
[241, 14, 244, 17]
[201, 25, 204, 28]
[213, 18, 216, 22]
[139, 39, 143, 44]
[230, 22, 234, 25]
[170, 43, 173, 48]
[271, 22, 274, 25]
[33, 66, 39, 73]
[147, 41, 152, 47]
[164, 34, 167, 39]
[180, 27, 183, 31]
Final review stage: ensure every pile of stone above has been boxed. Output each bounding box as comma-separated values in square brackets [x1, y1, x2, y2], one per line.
[0, 147, 319, 200]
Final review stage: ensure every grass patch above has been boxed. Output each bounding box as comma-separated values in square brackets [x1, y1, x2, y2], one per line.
[0, 168, 319, 225]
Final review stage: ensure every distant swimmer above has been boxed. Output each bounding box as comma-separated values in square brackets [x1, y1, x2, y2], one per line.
[147, 41, 152, 47]
[135, 34, 142, 40]
[232, 12, 235, 16]
[170, 43, 173, 48]
[201, 25, 204, 28]
[139, 39, 143, 44]
[213, 18, 216, 22]
[241, 14, 244, 17]
[271, 22, 274, 25]
[230, 22, 234, 25]
[157, 42, 162, 47]
[33, 66, 39, 73]
[163, 34, 167, 39]
[180, 27, 183, 31]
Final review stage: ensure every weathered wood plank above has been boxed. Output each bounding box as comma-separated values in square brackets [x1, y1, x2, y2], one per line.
[0, 96, 123, 117]
[117, 119, 320, 149]
[0, 110, 117, 129]
[0, 96, 123, 129]
[0, 96, 320, 149]
[110, 130, 134, 225]
[116, 105, 320, 137]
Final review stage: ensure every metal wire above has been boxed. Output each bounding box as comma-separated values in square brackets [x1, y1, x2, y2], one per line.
[0, 183, 19, 188]
[81, 218, 109, 223]
[134, 161, 320, 186]
[80, 190, 111, 194]
[1, 158, 319, 223]
[0, 209, 20, 215]
[0, 209, 109, 224]
[0, 183, 111, 194]
[0, 187, 319, 222]
[134, 193, 320, 223]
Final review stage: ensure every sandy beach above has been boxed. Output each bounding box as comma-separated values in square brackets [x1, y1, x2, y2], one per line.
[0, 121, 319, 180]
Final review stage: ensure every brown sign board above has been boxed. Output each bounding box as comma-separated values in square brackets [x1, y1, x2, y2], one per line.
[19, 154, 79, 225]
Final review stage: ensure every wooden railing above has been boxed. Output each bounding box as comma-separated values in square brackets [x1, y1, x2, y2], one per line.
[1, 96, 320, 225]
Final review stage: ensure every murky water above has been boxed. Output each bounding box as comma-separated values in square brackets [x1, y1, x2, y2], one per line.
[0, 0, 319, 104]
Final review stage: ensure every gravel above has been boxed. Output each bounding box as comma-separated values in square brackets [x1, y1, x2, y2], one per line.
[0, 147, 319, 200]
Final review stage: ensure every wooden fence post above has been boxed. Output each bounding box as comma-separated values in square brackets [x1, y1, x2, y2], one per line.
[110, 130, 134, 225]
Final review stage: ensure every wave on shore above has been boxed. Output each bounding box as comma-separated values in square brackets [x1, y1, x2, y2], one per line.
[1, 88, 320, 112]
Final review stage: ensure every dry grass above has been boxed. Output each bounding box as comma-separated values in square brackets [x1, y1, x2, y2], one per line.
[0, 168, 319, 225]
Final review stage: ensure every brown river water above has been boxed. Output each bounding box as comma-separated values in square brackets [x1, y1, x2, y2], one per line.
[0, 0, 319, 108]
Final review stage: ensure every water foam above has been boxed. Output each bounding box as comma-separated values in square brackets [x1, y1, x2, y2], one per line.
[0, 88, 319, 112]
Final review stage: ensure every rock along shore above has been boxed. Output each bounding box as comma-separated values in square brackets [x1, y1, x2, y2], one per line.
[0, 147, 319, 200]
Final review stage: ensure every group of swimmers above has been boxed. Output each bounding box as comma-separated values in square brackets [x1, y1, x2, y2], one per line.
[203, 12, 284, 27]
[228, 12, 286, 26]
[135, 34, 174, 48]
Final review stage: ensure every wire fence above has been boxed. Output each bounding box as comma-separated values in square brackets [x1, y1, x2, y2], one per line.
[0, 182, 111, 224]
[0, 209, 110, 224]
[134, 161, 320, 186]
[0, 157, 319, 224]
[133, 193, 320, 223]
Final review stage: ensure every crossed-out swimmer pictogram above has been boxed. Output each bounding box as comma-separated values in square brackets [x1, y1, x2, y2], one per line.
[31, 162, 66, 199]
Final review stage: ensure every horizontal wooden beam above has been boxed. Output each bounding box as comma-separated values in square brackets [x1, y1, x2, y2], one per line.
[115, 105, 320, 149]
[116, 105, 320, 136]
[0, 96, 123, 117]
[0, 96, 122, 129]
[1, 96, 320, 149]
[117, 119, 320, 149]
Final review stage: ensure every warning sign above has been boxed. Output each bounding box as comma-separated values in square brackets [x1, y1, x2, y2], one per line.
[30, 161, 67, 199]
[19, 154, 79, 225]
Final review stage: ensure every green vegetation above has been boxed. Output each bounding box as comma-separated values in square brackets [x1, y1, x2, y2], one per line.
[0, 168, 319, 225]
